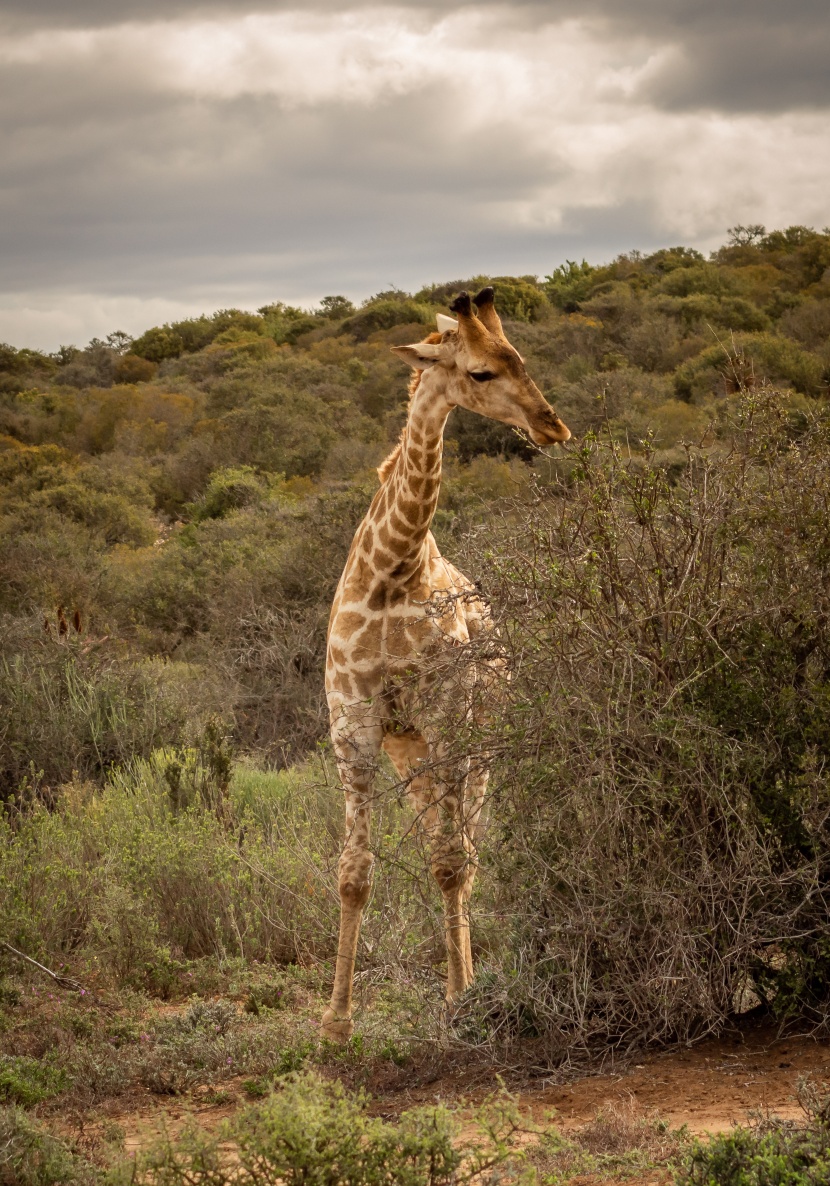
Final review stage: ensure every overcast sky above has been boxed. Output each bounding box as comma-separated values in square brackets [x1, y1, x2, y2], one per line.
[1, 1, 829, 350]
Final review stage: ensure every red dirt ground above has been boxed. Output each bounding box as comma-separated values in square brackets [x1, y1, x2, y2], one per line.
[103, 1021, 829, 1185]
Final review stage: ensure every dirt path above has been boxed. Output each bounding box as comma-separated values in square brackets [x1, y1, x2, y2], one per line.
[106, 1024, 830, 1182]
[520, 1027, 830, 1135]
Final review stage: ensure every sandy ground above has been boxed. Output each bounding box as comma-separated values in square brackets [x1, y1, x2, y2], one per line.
[102, 1021, 829, 1186]
[522, 1026, 830, 1135]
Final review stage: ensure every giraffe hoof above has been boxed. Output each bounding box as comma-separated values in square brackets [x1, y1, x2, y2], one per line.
[321, 1009, 354, 1044]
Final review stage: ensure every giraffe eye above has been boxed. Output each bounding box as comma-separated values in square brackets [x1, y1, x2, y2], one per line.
[469, 370, 496, 383]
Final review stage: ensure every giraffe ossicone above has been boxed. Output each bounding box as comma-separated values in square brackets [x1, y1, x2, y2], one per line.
[435, 313, 458, 333]
[321, 288, 571, 1043]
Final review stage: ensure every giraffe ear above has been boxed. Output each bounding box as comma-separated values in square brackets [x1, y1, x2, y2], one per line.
[436, 314, 458, 333]
[391, 342, 443, 369]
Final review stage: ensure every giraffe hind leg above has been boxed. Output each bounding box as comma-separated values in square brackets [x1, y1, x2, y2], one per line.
[382, 730, 475, 1001]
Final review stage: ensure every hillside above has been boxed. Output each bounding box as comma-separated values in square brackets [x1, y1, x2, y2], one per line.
[2, 224, 829, 781]
[2, 227, 830, 1182]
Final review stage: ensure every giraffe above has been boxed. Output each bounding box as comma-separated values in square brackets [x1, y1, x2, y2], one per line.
[321, 287, 571, 1042]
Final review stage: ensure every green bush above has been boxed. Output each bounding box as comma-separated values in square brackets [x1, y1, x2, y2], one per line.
[679, 1082, 830, 1186]
[0, 621, 218, 797]
[0, 1106, 96, 1185]
[675, 332, 825, 400]
[544, 260, 598, 310]
[0, 1057, 67, 1107]
[116, 1072, 529, 1186]
[0, 745, 440, 986]
[342, 298, 434, 341]
[188, 466, 268, 521]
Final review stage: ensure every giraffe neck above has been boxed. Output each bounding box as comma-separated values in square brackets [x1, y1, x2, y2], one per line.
[369, 368, 452, 578]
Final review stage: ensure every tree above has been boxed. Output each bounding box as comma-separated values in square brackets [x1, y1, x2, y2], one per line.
[727, 224, 766, 247]
[318, 295, 355, 319]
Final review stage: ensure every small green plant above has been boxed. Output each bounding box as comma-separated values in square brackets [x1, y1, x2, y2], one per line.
[0, 1056, 67, 1107]
[678, 1078, 830, 1185]
[678, 1123, 830, 1185]
[272, 1039, 316, 1076]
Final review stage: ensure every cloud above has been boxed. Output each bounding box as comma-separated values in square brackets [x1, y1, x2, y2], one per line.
[1, 3, 828, 350]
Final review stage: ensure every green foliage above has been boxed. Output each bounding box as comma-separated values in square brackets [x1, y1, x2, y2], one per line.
[131, 310, 266, 362]
[679, 1119, 830, 1185]
[342, 296, 434, 341]
[188, 465, 268, 521]
[0, 748, 438, 987]
[675, 333, 825, 400]
[544, 259, 597, 310]
[317, 295, 356, 319]
[0, 1106, 96, 1185]
[0, 624, 218, 797]
[0, 1056, 67, 1107]
[117, 1072, 529, 1186]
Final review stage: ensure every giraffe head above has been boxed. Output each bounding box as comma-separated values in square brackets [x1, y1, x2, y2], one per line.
[391, 287, 571, 446]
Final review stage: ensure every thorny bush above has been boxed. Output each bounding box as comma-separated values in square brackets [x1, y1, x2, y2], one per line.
[431, 389, 830, 1059]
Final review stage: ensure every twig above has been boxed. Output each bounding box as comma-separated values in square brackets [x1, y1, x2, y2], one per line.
[0, 940, 112, 1011]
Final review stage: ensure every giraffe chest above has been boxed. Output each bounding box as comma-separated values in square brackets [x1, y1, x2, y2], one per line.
[325, 557, 471, 700]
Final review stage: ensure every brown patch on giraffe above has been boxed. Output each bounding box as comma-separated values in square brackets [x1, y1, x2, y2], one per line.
[330, 670, 356, 695]
[354, 619, 383, 654]
[397, 498, 421, 524]
[390, 560, 418, 581]
[328, 644, 347, 666]
[366, 584, 388, 612]
[352, 670, 380, 698]
[334, 611, 368, 636]
[388, 510, 412, 537]
[358, 539, 376, 560]
[371, 547, 396, 568]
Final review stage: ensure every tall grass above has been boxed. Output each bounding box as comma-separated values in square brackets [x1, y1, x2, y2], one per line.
[0, 748, 448, 995]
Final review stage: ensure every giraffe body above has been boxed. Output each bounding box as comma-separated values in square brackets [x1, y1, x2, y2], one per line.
[322, 289, 570, 1041]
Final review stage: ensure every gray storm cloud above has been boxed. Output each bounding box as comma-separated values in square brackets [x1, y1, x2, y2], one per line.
[0, 0, 828, 349]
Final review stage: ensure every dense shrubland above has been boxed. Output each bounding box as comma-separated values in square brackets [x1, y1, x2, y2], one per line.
[436, 391, 830, 1056]
[2, 225, 830, 1086]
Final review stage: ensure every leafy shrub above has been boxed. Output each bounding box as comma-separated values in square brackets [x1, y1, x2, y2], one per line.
[342, 298, 434, 341]
[679, 1082, 830, 1186]
[675, 332, 825, 400]
[0, 1106, 96, 1186]
[118, 1072, 529, 1186]
[545, 259, 598, 310]
[188, 465, 268, 520]
[0, 620, 218, 797]
[0, 1056, 67, 1107]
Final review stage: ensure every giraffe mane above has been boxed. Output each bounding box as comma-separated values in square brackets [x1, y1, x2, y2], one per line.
[377, 330, 445, 484]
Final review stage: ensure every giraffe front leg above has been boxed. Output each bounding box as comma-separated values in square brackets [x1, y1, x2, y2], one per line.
[322, 721, 381, 1043]
[322, 786, 374, 1043]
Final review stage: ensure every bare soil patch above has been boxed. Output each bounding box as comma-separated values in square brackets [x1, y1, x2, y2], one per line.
[94, 1020, 829, 1184]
